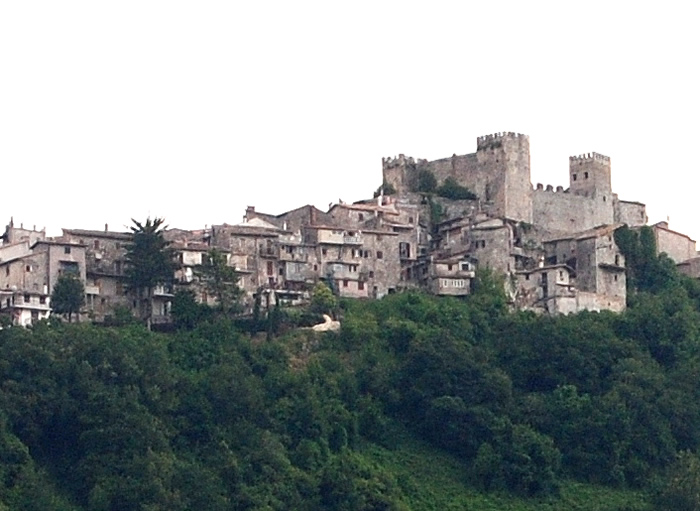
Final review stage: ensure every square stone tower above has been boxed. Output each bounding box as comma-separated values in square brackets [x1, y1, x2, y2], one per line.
[476, 132, 533, 223]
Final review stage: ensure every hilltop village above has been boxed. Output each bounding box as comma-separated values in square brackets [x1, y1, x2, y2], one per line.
[2, 132, 698, 326]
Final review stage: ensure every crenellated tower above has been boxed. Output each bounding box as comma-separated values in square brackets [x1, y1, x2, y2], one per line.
[569, 152, 612, 200]
[382, 154, 419, 196]
[568, 152, 614, 225]
[475, 132, 533, 223]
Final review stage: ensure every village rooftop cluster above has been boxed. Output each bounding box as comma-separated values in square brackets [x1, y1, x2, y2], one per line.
[2, 132, 699, 326]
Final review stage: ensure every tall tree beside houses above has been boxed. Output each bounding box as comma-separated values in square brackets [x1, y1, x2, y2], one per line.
[50, 274, 85, 323]
[124, 218, 176, 330]
[195, 248, 243, 315]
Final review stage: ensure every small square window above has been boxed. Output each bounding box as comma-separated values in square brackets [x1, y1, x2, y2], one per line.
[64, 246, 71, 254]
[377, 251, 383, 259]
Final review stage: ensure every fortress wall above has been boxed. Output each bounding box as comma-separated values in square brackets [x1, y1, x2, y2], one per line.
[426, 153, 485, 195]
[614, 199, 647, 227]
[533, 187, 613, 234]
[577, 292, 626, 313]
[654, 226, 696, 263]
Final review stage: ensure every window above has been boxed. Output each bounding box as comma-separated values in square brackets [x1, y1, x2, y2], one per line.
[343, 279, 348, 287]
[39, 296, 46, 304]
[573, 173, 577, 181]
[358, 213, 364, 221]
[358, 281, 365, 290]
[409, 216, 414, 224]
[59, 261, 80, 275]
[377, 251, 383, 259]
[278, 268, 284, 275]
[448, 264, 453, 271]
[64, 246, 71, 254]
[584, 171, 589, 179]
[313, 264, 318, 271]
[94, 240, 100, 249]
[322, 248, 327, 256]
[369, 271, 375, 278]
[461, 263, 470, 271]
[24, 294, 30, 303]
[25, 265, 31, 273]
[615, 255, 620, 265]
[525, 274, 530, 281]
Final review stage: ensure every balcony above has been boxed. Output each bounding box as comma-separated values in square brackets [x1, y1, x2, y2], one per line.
[258, 246, 280, 258]
[343, 235, 363, 245]
[279, 250, 309, 262]
[85, 285, 100, 295]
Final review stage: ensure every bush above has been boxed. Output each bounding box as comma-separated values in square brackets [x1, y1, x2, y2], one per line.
[437, 177, 477, 200]
[413, 170, 437, 193]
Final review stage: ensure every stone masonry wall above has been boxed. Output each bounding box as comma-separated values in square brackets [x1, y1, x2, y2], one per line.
[533, 187, 614, 235]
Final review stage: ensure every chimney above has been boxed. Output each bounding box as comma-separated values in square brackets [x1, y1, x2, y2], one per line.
[105, 223, 108, 232]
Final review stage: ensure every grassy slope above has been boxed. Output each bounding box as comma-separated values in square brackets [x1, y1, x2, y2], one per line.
[359, 432, 651, 511]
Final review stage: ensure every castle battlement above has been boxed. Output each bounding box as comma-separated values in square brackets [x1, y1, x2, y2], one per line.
[535, 183, 566, 193]
[382, 154, 417, 168]
[569, 152, 610, 163]
[476, 132, 528, 150]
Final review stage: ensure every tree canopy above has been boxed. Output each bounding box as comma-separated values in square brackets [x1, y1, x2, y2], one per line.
[194, 248, 242, 314]
[124, 217, 175, 328]
[50, 274, 85, 322]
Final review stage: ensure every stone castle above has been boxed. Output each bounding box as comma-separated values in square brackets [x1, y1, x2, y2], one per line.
[1, 132, 698, 326]
[383, 132, 646, 233]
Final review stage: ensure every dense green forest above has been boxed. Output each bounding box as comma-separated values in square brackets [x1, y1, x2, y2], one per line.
[2, 226, 700, 509]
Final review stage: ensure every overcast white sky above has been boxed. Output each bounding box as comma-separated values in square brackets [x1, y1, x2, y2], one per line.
[1, 2, 698, 241]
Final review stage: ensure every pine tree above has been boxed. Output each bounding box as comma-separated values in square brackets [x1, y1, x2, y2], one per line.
[124, 218, 175, 330]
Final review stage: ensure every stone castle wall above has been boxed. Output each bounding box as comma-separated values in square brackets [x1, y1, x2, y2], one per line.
[533, 185, 614, 234]
[614, 200, 647, 227]
[383, 133, 533, 223]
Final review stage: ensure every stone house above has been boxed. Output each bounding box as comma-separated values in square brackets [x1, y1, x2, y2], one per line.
[650, 221, 697, 264]
[0, 231, 87, 325]
[425, 253, 476, 296]
[61, 228, 133, 321]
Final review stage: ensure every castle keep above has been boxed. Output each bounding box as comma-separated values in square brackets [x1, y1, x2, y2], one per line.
[1, 132, 696, 325]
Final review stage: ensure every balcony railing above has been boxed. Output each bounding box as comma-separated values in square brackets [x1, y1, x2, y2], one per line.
[343, 236, 363, 245]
